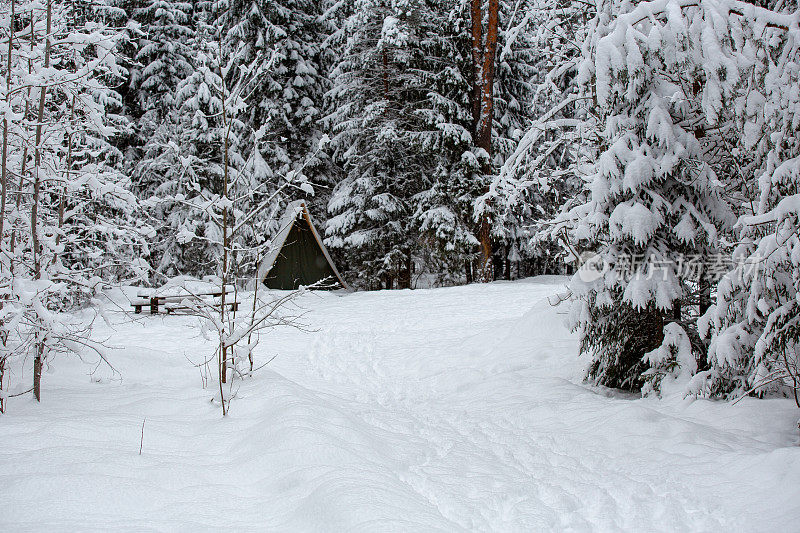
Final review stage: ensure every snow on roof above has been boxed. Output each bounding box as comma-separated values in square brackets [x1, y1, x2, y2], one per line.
[257, 200, 348, 289]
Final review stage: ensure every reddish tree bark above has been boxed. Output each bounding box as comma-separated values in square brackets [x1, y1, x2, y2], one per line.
[470, 0, 500, 282]
[476, 0, 499, 153]
[470, 0, 483, 129]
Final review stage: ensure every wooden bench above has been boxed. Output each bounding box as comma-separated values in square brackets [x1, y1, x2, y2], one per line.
[163, 298, 239, 315]
[132, 285, 238, 315]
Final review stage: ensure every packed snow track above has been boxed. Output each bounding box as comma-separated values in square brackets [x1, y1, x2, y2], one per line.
[1, 277, 798, 531]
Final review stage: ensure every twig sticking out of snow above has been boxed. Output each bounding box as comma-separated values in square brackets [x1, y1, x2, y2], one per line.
[139, 418, 145, 455]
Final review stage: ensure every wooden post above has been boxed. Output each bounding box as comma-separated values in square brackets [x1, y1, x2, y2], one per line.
[150, 297, 158, 315]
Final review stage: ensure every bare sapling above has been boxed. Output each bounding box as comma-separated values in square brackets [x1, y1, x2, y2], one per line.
[168, 31, 323, 415]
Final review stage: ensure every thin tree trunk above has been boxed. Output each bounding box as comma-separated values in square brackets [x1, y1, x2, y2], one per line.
[54, 94, 75, 264]
[218, 43, 230, 399]
[217, 344, 226, 415]
[247, 275, 260, 373]
[0, 0, 14, 244]
[32, 0, 52, 403]
[0, 0, 14, 414]
[0, 110, 7, 246]
[465, 259, 473, 284]
[406, 248, 412, 289]
[0, 355, 5, 413]
[33, 1, 52, 281]
[697, 268, 712, 370]
[699, 269, 711, 316]
[382, 48, 390, 97]
[33, 341, 43, 402]
[399, 248, 412, 289]
[10, 10, 33, 279]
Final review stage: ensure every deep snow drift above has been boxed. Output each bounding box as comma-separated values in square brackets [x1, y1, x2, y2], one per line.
[1, 277, 799, 531]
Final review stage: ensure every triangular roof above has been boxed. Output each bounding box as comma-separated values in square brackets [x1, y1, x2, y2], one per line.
[258, 200, 348, 289]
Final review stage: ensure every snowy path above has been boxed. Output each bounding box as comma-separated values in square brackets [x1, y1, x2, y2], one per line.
[2, 277, 799, 531]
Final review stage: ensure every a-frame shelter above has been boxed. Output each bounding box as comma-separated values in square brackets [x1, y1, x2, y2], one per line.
[258, 200, 348, 290]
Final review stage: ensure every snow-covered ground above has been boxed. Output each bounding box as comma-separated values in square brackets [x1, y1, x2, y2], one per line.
[2, 277, 799, 532]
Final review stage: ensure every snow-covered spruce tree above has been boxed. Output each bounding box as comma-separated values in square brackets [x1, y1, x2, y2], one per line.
[216, 0, 330, 207]
[558, 0, 750, 392]
[408, 0, 482, 283]
[0, 0, 144, 405]
[704, 3, 800, 402]
[405, 0, 542, 284]
[126, 0, 201, 278]
[324, 0, 430, 289]
[97, 0, 152, 182]
[139, 4, 244, 278]
[133, 0, 194, 119]
[149, 12, 242, 277]
[412, 0, 523, 283]
[130, 0, 195, 192]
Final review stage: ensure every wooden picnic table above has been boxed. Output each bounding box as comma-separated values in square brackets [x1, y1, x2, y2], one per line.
[132, 285, 238, 315]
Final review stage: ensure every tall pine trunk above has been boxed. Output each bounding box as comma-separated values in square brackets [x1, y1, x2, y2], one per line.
[475, 0, 499, 153]
[470, 0, 482, 131]
[471, 0, 500, 282]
